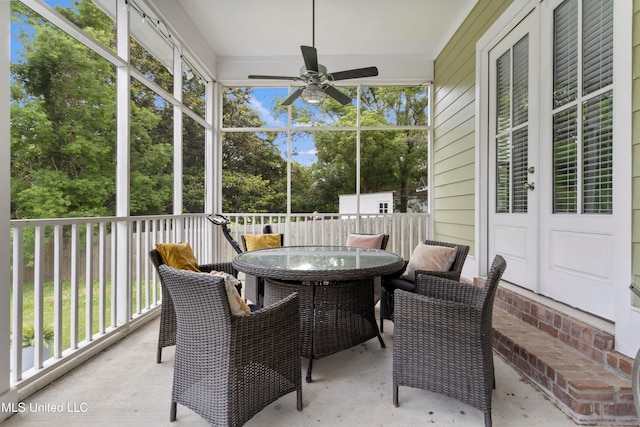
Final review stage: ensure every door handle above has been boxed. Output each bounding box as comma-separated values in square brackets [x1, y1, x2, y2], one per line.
[524, 182, 535, 191]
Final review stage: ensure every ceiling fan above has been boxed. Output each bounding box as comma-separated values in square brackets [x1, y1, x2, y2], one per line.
[247, 0, 379, 106]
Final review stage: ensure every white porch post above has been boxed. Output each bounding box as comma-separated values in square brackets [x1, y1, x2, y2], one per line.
[0, 0, 18, 419]
[205, 81, 217, 258]
[115, 0, 131, 324]
[208, 82, 223, 259]
[173, 44, 184, 241]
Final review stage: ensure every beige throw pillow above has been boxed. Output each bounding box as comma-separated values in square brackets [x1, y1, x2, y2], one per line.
[401, 243, 457, 282]
[209, 271, 250, 316]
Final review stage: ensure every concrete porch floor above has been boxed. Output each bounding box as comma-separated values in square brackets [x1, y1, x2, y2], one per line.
[2, 315, 576, 427]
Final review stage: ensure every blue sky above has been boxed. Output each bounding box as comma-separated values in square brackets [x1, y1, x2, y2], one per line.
[249, 87, 319, 166]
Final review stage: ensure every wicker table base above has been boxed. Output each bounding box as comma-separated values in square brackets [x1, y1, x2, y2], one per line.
[264, 277, 385, 382]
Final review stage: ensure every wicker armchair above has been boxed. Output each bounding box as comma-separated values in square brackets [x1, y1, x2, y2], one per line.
[149, 248, 239, 363]
[379, 240, 469, 332]
[392, 255, 506, 427]
[157, 265, 302, 426]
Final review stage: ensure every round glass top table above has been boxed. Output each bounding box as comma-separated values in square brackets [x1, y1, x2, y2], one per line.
[233, 245, 405, 382]
[232, 245, 405, 282]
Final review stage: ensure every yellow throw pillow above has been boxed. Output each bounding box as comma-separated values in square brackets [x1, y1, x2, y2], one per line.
[155, 242, 200, 272]
[243, 234, 282, 251]
[401, 243, 457, 282]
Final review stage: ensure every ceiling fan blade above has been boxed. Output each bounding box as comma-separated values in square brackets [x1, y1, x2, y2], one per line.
[248, 75, 300, 80]
[327, 66, 379, 81]
[281, 87, 305, 106]
[301, 45, 319, 73]
[323, 85, 352, 105]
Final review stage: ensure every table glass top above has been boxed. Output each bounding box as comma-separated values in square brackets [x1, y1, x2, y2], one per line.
[234, 245, 402, 273]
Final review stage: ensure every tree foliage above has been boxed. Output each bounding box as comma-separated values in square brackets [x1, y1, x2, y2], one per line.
[10, 1, 429, 220]
[303, 87, 428, 212]
[11, 0, 117, 219]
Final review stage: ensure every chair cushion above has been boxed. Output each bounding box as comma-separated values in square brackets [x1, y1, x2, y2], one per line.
[209, 271, 250, 316]
[155, 242, 200, 272]
[346, 233, 384, 249]
[401, 243, 457, 282]
[384, 276, 416, 292]
[244, 234, 282, 251]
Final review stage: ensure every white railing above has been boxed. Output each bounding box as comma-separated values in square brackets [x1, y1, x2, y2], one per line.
[9, 214, 212, 389]
[217, 212, 430, 262]
[9, 212, 428, 391]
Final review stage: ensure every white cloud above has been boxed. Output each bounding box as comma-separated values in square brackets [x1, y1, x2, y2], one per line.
[248, 97, 285, 128]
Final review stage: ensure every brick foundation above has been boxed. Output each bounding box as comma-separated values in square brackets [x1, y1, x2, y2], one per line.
[488, 281, 638, 425]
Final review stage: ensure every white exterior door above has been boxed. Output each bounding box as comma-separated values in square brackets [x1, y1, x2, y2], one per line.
[537, 0, 616, 319]
[487, 0, 618, 320]
[488, 12, 539, 290]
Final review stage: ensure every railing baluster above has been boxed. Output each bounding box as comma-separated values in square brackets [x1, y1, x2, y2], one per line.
[99, 222, 106, 334]
[110, 221, 117, 329]
[86, 223, 93, 342]
[135, 219, 142, 315]
[70, 224, 79, 350]
[144, 219, 151, 308]
[34, 226, 45, 370]
[53, 225, 63, 358]
[11, 227, 24, 381]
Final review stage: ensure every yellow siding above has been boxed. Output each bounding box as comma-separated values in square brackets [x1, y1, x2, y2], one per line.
[432, 0, 513, 256]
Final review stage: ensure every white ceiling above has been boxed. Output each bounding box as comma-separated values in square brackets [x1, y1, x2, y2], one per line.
[146, 0, 478, 85]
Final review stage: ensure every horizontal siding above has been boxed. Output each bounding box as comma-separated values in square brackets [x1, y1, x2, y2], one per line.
[434, 101, 476, 147]
[434, 157, 475, 184]
[434, 194, 475, 210]
[432, 0, 513, 257]
[434, 76, 477, 130]
[434, 209, 476, 226]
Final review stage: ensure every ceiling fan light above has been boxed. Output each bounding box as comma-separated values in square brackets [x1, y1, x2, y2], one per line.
[301, 85, 326, 105]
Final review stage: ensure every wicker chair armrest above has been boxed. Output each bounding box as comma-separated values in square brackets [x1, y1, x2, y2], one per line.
[199, 262, 238, 276]
[232, 292, 300, 346]
[414, 269, 462, 282]
[395, 289, 480, 332]
[415, 274, 481, 306]
[198, 262, 241, 293]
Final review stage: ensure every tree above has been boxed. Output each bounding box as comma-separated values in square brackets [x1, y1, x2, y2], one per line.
[11, 0, 117, 219]
[222, 88, 287, 213]
[310, 87, 428, 212]
[10, 1, 208, 218]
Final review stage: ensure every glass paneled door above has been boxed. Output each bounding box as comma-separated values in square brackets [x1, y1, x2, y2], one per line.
[537, 0, 616, 320]
[488, 12, 538, 290]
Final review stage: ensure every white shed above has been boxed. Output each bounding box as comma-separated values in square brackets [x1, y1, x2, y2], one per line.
[339, 192, 394, 214]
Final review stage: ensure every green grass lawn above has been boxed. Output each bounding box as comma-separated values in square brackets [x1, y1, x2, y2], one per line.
[12, 279, 149, 352]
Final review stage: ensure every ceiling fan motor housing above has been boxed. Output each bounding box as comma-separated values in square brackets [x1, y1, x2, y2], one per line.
[301, 64, 327, 84]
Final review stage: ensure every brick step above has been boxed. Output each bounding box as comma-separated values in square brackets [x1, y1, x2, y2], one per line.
[491, 286, 637, 425]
